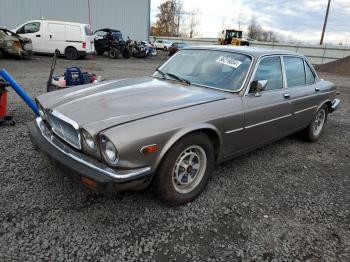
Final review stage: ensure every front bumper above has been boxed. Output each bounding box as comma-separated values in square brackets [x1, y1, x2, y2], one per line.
[28, 117, 153, 193]
[330, 99, 340, 113]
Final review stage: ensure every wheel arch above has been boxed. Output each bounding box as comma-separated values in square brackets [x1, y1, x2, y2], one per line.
[154, 124, 222, 171]
[316, 99, 332, 113]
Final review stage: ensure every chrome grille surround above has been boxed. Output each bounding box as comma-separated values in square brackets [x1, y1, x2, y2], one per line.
[46, 110, 81, 150]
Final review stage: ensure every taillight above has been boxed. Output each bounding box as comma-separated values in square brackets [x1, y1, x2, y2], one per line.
[82, 41, 86, 48]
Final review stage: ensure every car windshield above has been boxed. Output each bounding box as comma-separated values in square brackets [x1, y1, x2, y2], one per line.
[153, 49, 252, 92]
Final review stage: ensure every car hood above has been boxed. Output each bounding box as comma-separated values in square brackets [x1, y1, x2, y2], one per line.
[38, 77, 227, 133]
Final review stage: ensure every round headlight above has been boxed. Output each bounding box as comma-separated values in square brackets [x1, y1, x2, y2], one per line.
[82, 129, 96, 151]
[101, 135, 119, 165]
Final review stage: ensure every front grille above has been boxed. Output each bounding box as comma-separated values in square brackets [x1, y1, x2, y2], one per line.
[46, 111, 81, 149]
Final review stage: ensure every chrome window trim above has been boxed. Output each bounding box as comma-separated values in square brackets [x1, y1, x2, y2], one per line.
[244, 55, 286, 96]
[152, 48, 255, 94]
[36, 117, 152, 180]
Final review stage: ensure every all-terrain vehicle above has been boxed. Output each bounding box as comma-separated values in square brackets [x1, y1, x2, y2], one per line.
[0, 28, 32, 59]
[94, 28, 130, 59]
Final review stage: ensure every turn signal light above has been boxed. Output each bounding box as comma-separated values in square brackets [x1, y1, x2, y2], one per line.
[81, 176, 97, 188]
[141, 144, 158, 154]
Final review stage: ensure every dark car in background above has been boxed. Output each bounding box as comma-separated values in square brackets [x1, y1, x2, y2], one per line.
[0, 28, 32, 59]
[168, 42, 188, 56]
[94, 28, 130, 59]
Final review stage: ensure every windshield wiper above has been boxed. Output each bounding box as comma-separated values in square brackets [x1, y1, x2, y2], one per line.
[155, 68, 166, 79]
[165, 73, 191, 85]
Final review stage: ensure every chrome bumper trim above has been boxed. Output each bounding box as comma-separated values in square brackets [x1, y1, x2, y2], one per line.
[331, 99, 340, 112]
[35, 117, 152, 181]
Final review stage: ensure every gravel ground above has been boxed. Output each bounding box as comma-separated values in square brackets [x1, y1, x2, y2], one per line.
[0, 53, 349, 261]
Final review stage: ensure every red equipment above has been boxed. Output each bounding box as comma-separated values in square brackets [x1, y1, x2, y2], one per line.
[0, 80, 15, 126]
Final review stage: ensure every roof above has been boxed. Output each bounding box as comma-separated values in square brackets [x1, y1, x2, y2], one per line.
[185, 45, 298, 58]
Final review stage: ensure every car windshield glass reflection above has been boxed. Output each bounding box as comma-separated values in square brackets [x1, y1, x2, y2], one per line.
[153, 49, 252, 92]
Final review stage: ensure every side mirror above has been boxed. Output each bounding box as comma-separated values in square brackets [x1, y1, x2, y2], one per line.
[250, 80, 267, 96]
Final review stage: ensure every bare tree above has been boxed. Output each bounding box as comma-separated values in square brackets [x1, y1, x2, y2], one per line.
[247, 16, 263, 40]
[248, 16, 280, 42]
[188, 9, 200, 38]
[153, 0, 184, 37]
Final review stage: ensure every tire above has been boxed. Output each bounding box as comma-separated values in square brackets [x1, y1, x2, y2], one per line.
[163, 46, 168, 52]
[108, 48, 119, 59]
[0, 49, 4, 59]
[153, 133, 215, 206]
[302, 105, 328, 142]
[65, 47, 79, 60]
[122, 48, 131, 59]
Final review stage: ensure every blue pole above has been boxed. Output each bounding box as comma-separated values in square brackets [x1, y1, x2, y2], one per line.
[0, 69, 39, 116]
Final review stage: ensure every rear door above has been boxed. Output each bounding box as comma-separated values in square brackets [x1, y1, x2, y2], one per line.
[282, 56, 320, 130]
[242, 56, 294, 150]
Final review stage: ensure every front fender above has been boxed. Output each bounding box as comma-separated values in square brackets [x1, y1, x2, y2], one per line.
[154, 123, 222, 170]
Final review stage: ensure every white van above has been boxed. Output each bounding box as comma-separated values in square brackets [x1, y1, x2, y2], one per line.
[13, 19, 94, 60]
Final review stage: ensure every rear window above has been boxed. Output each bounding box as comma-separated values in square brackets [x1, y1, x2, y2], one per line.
[305, 62, 316, 85]
[284, 56, 306, 87]
[84, 25, 92, 36]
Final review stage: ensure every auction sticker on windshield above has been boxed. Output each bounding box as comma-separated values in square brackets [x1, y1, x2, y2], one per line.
[216, 56, 242, 68]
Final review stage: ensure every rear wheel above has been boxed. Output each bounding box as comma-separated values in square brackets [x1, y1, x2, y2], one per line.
[65, 47, 79, 60]
[163, 46, 168, 52]
[302, 105, 328, 142]
[153, 133, 215, 206]
[108, 48, 119, 59]
[0, 49, 5, 59]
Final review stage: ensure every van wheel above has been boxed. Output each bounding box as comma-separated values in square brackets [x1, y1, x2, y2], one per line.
[0, 49, 5, 59]
[108, 48, 119, 59]
[153, 133, 215, 206]
[65, 47, 79, 60]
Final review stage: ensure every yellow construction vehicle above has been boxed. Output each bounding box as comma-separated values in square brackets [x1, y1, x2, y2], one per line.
[218, 29, 250, 46]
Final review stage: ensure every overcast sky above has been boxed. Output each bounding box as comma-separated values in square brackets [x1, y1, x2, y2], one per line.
[151, 0, 350, 45]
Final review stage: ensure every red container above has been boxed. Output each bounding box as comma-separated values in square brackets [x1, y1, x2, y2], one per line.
[0, 89, 8, 119]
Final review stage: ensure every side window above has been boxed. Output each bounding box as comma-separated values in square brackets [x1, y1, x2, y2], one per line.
[253, 56, 283, 91]
[305, 61, 316, 85]
[18, 22, 41, 34]
[284, 56, 306, 87]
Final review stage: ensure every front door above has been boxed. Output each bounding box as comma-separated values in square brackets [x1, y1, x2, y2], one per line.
[16, 21, 44, 52]
[242, 56, 293, 150]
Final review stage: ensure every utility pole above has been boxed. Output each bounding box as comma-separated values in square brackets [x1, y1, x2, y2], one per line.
[320, 0, 331, 45]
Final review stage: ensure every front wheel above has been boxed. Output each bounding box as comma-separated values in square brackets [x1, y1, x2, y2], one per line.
[108, 48, 119, 59]
[302, 105, 328, 142]
[153, 133, 215, 206]
[163, 46, 168, 51]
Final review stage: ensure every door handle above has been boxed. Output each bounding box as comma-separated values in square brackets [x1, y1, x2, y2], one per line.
[315, 87, 320, 92]
[283, 93, 291, 99]
[35, 34, 41, 37]
[50, 35, 52, 39]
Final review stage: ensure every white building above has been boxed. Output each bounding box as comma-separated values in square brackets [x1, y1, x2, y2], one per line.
[0, 0, 150, 40]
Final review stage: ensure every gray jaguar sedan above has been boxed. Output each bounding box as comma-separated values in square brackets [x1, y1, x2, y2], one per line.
[29, 46, 340, 205]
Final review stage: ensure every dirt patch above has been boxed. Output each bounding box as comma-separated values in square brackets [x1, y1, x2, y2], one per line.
[315, 56, 350, 76]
